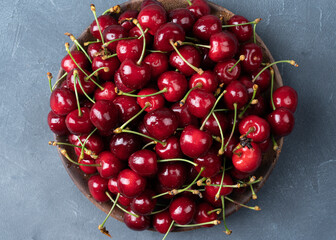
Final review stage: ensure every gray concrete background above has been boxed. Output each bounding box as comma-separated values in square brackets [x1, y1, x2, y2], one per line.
[0, 0, 335, 239]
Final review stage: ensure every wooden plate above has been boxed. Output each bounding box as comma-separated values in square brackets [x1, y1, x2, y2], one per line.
[56, 0, 283, 232]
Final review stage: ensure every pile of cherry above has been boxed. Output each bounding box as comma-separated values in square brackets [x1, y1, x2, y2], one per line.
[47, 0, 298, 238]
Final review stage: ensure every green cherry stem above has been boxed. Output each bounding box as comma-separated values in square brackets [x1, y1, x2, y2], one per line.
[221, 195, 232, 235]
[223, 103, 237, 151]
[102, 5, 121, 15]
[228, 55, 245, 72]
[102, 53, 118, 60]
[222, 18, 261, 28]
[185, 36, 200, 43]
[73, 71, 82, 117]
[85, 67, 109, 80]
[212, 113, 225, 155]
[59, 148, 101, 167]
[270, 68, 276, 110]
[215, 159, 226, 201]
[52, 72, 68, 90]
[146, 49, 168, 54]
[174, 220, 221, 228]
[224, 196, 261, 211]
[185, 0, 192, 6]
[116, 88, 167, 98]
[175, 40, 210, 49]
[250, 184, 257, 200]
[47, 72, 53, 92]
[74, 70, 96, 104]
[105, 192, 139, 218]
[179, 82, 203, 106]
[90, 4, 105, 45]
[157, 159, 198, 167]
[98, 193, 120, 238]
[271, 135, 279, 152]
[103, 36, 137, 48]
[142, 141, 156, 150]
[162, 220, 175, 240]
[238, 84, 259, 119]
[138, 28, 149, 39]
[48, 141, 98, 159]
[65, 32, 92, 63]
[149, 208, 168, 215]
[84, 40, 101, 47]
[214, 108, 229, 112]
[132, 19, 146, 65]
[119, 129, 166, 146]
[79, 128, 98, 161]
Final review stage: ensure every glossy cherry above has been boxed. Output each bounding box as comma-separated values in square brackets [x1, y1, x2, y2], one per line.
[129, 26, 153, 46]
[118, 10, 138, 31]
[204, 173, 233, 207]
[116, 38, 143, 63]
[202, 112, 228, 136]
[209, 31, 238, 62]
[186, 89, 216, 118]
[90, 15, 117, 40]
[117, 169, 146, 198]
[94, 82, 117, 102]
[246, 95, 266, 116]
[232, 142, 262, 173]
[61, 50, 89, 73]
[107, 177, 119, 194]
[194, 202, 218, 227]
[72, 134, 104, 159]
[187, 0, 211, 19]
[240, 43, 263, 72]
[88, 175, 109, 202]
[87, 42, 103, 59]
[223, 135, 239, 158]
[90, 100, 119, 134]
[66, 69, 97, 95]
[153, 210, 174, 234]
[124, 208, 150, 231]
[119, 59, 151, 90]
[47, 111, 68, 135]
[171, 103, 199, 127]
[223, 80, 249, 110]
[157, 71, 188, 102]
[65, 107, 93, 134]
[92, 55, 120, 81]
[157, 162, 187, 189]
[137, 88, 165, 112]
[169, 45, 201, 76]
[113, 96, 141, 124]
[214, 59, 242, 85]
[227, 15, 253, 42]
[138, 120, 153, 143]
[154, 22, 185, 52]
[189, 70, 218, 93]
[199, 46, 216, 70]
[194, 152, 222, 178]
[156, 136, 183, 159]
[102, 25, 128, 52]
[114, 69, 133, 93]
[238, 75, 259, 99]
[259, 137, 271, 153]
[110, 133, 141, 161]
[137, 4, 167, 35]
[272, 86, 298, 113]
[169, 8, 195, 33]
[239, 115, 270, 143]
[96, 151, 123, 179]
[130, 189, 157, 215]
[193, 15, 222, 41]
[129, 149, 158, 177]
[251, 67, 271, 91]
[267, 107, 295, 137]
[50, 88, 76, 116]
[79, 158, 97, 175]
[143, 52, 169, 79]
[169, 196, 196, 225]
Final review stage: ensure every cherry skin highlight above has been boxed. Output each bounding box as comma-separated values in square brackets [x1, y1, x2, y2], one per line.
[272, 86, 298, 113]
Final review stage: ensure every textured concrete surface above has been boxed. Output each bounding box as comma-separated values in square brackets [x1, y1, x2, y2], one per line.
[0, 0, 335, 239]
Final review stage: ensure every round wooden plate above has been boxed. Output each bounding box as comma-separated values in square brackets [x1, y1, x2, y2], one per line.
[55, 0, 283, 232]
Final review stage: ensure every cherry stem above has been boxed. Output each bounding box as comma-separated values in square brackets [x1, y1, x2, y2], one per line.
[157, 159, 198, 167]
[114, 102, 151, 133]
[185, 36, 200, 43]
[201, 183, 240, 188]
[162, 220, 175, 240]
[130, 19, 146, 65]
[102, 53, 118, 60]
[170, 39, 204, 75]
[185, 0, 192, 6]
[175, 40, 210, 49]
[72, 72, 82, 117]
[84, 40, 101, 47]
[215, 159, 226, 201]
[212, 113, 225, 155]
[52, 72, 68, 90]
[179, 82, 202, 106]
[271, 135, 279, 152]
[48, 141, 98, 159]
[150, 208, 168, 215]
[250, 184, 257, 200]
[102, 5, 121, 15]
[214, 108, 229, 112]
[224, 196, 261, 211]
[200, 90, 227, 131]
[47, 72, 53, 92]
[142, 141, 156, 150]
[98, 193, 120, 238]
[91, 4, 105, 45]
[222, 18, 261, 28]
[270, 68, 276, 110]
[223, 103, 237, 151]
[228, 55, 245, 72]
[65, 33, 92, 63]
[120, 129, 166, 146]
[241, 127, 256, 139]
[207, 208, 222, 215]
[85, 67, 109, 80]
[59, 148, 101, 167]
[116, 88, 167, 98]
[138, 28, 149, 39]
[238, 84, 258, 119]
[221, 195, 232, 235]
[105, 192, 139, 218]
[79, 128, 98, 162]
[74, 70, 96, 104]
[102, 36, 137, 48]
[146, 49, 168, 54]
[174, 220, 221, 228]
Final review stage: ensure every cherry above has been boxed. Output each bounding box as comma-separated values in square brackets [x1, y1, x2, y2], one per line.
[116, 38, 143, 63]
[50, 88, 76, 116]
[169, 45, 202, 76]
[259, 137, 271, 153]
[153, 210, 174, 234]
[118, 194, 132, 207]
[90, 100, 119, 134]
[232, 142, 262, 173]
[136, 88, 165, 112]
[102, 25, 128, 52]
[223, 80, 249, 110]
[272, 86, 298, 113]
[113, 96, 141, 124]
[240, 43, 263, 72]
[156, 136, 183, 160]
[169, 8, 195, 33]
[72, 134, 104, 159]
[157, 71, 188, 102]
[202, 112, 228, 136]
[61, 50, 89, 73]
[267, 107, 295, 137]
[230, 168, 251, 180]
[143, 52, 169, 79]
[238, 75, 259, 99]
[110, 133, 141, 161]
[87, 42, 102, 59]
[194, 202, 218, 227]
[129, 149, 158, 177]
[114, 69, 133, 93]
[94, 82, 117, 102]
[90, 15, 117, 40]
[137, 4, 167, 35]
[194, 152, 222, 178]
[47, 111, 68, 135]
[117, 169, 146, 198]
[186, 89, 216, 118]
[189, 70, 218, 93]
[157, 162, 187, 189]
[140, 0, 163, 9]
[246, 95, 266, 116]
[180, 125, 213, 158]
[223, 135, 239, 158]
[193, 15, 222, 41]
[119, 59, 151, 90]
[199, 46, 216, 70]
[251, 67, 271, 91]
[187, 0, 211, 19]
[79, 158, 97, 174]
[227, 15, 253, 42]
[138, 120, 153, 143]
[214, 59, 242, 85]
[65, 107, 93, 134]
[154, 22, 185, 52]
[171, 103, 199, 127]
[66, 69, 97, 95]
[118, 10, 139, 31]
[129, 26, 153, 46]
[96, 151, 123, 179]
[92, 55, 120, 81]
[88, 175, 109, 202]
[107, 177, 119, 194]
[204, 173, 233, 207]
[130, 189, 157, 215]
[144, 108, 178, 140]
[239, 115, 270, 143]
[169, 196, 196, 225]
[209, 31, 238, 62]
[123, 208, 150, 231]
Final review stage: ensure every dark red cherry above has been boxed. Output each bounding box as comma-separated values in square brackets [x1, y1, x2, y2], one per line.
[129, 149, 158, 177]
[61, 50, 89, 73]
[140, 0, 163, 9]
[251, 68, 271, 91]
[223, 80, 249, 110]
[272, 86, 298, 113]
[193, 15, 222, 41]
[230, 168, 251, 180]
[154, 22, 185, 52]
[153, 210, 174, 234]
[117, 169, 146, 198]
[138, 4, 167, 35]
[158, 162, 187, 189]
[239, 115, 270, 143]
[129, 26, 153, 46]
[246, 95, 266, 116]
[169, 45, 201, 76]
[223, 135, 239, 158]
[259, 137, 271, 153]
[238, 75, 259, 99]
[171, 103, 199, 128]
[118, 10, 139, 31]
[114, 69, 133, 93]
[118, 194, 132, 207]
[103, 25, 128, 52]
[137, 88, 165, 112]
[87, 42, 102, 59]
[204, 173, 233, 207]
[169, 196, 196, 225]
[81, 99, 94, 109]
[66, 69, 96, 95]
[92, 55, 120, 81]
[194, 202, 217, 227]
[189, 70, 218, 93]
[209, 31, 238, 62]
[267, 107, 295, 137]
[79, 158, 97, 175]
[144, 52, 169, 79]
[88, 175, 109, 202]
[110, 133, 142, 161]
[96, 151, 123, 179]
[119, 59, 151, 90]
[90, 100, 119, 134]
[47, 111, 68, 135]
[107, 177, 119, 194]
[130, 189, 157, 215]
[72, 134, 104, 159]
[214, 59, 241, 85]
[94, 81, 117, 102]
[124, 208, 150, 231]
[113, 96, 141, 124]
[202, 112, 228, 136]
[144, 108, 178, 140]
[157, 71, 188, 102]
[240, 43, 263, 72]
[156, 136, 183, 159]
[199, 47, 216, 70]
[180, 125, 213, 158]
[116, 38, 143, 63]
[65, 107, 93, 134]
[227, 15, 253, 42]
[50, 88, 76, 116]
[187, 0, 211, 19]
[232, 142, 262, 173]
[194, 152, 222, 178]
[138, 120, 153, 143]
[186, 89, 216, 118]
[90, 15, 117, 40]
[169, 8, 195, 33]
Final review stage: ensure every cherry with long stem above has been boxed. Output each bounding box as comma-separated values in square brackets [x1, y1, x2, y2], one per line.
[65, 32, 92, 63]
[79, 128, 98, 161]
[228, 55, 245, 72]
[74, 70, 96, 104]
[98, 193, 120, 238]
[222, 18, 261, 44]
[221, 195, 232, 235]
[179, 83, 202, 106]
[238, 84, 258, 118]
[59, 148, 100, 167]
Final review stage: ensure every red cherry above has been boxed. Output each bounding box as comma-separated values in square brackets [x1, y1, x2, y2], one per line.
[223, 135, 239, 158]
[153, 210, 174, 234]
[129, 26, 153, 46]
[186, 89, 216, 118]
[239, 115, 270, 143]
[189, 70, 218, 93]
[187, 0, 211, 19]
[143, 52, 169, 79]
[117, 169, 146, 198]
[138, 4, 167, 35]
[202, 112, 228, 136]
[230, 168, 251, 180]
[114, 69, 133, 93]
[169, 196, 196, 225]
[90, 100, 119, 134]
[155, 136, 183, 159]
[110, 133, 142, 161]
[137, 88, 165, 112]
[47, 111, 68, 135]
[223, 80, 249, 110]
[251, 68, 271, 91]
[96, 151, 123, 179]
[180, 125, 213, 158]
[108, 177, 119, 194]
[240, 43, 263, 72]
[272, 86, 298, 113]
[214, 59, 241, 85]
[232, 142, 262, 173]
[194, 152, 222, 178]
[118, 194, 132, 207]
[227, 15, 253, 42]
[66, 69, 97, 95]
[118, 10, 139, 31]
[171, 103, 199, 127]
[124, 208, 150, 231]
[87, 42, 102, 59]
[157, 71, 188, 102]
[209, 31, 238, 62]
[116, 38, 143, 63]
[169, 45, 201, 76]
[158, 162, 187, 189]
[204, 174, 233, 207]
[246, 95, 266, 116]
[61, 50, 89, 73]
[138, 120, 153, 143]
[194, 202, 217, 227]
[238, 75, 260, 99]
[72, 134, 104, 159]
[113, 96, 141, 124]
[92, 56, 120, 81]
[169, 8, 195, 33]
[154, 22, 185, 52]
[50, 88, 76, 116]
[130, 189, 157, 215]
[94, 82, 117, 102]
[88, 175, 109, 202]
[258, 137, 271, 153]
[129, 149, 158, 177]
[193, 15, 222, 41]
[103, 25, 128, 52]
[199, 47, 216, 70]
[79, 159, 97, 175]
[119, 59, 151, 90]
[90, 15, 117, 40]
[140, 0, 163, 9]
[267, 107, 295, 137]
[65, 107, 94, 134]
